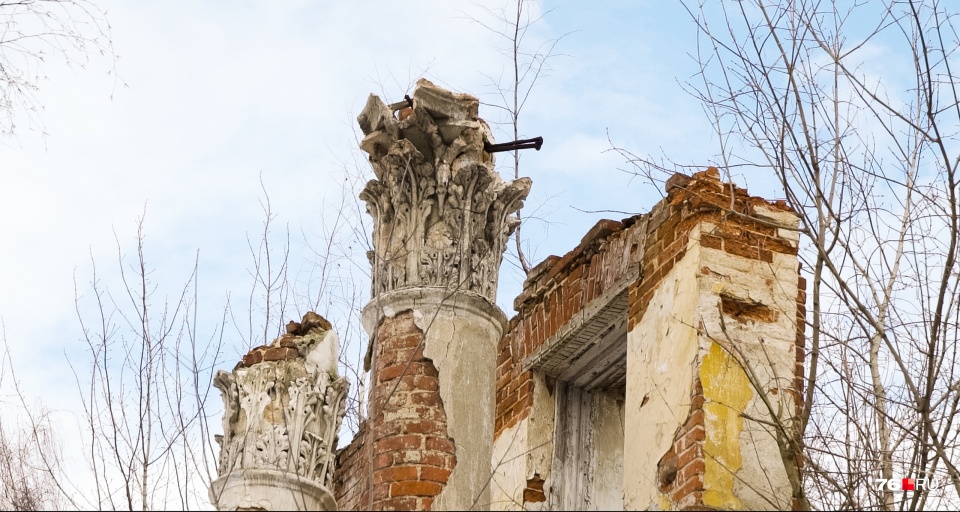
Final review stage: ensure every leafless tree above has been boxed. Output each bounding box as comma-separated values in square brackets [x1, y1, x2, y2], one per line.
[612, 0, 960, 509]
[232, 177, 292, 351]
[0, 332, 72, 511]
[0, 0, 117, 137]
[293, 159, 372, 431]
[471, 0, 569, 274]
[69, 212, 226, 510]
[0, 411, 64, 510]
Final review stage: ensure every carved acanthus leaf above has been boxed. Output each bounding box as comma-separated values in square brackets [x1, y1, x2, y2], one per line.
[214, 321, 348, 489]
[358, 78, 532, 302]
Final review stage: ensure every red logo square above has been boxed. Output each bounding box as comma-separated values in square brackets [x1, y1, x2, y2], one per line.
[902, 478, 915, 491]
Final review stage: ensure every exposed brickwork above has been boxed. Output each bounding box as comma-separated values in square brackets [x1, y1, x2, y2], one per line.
[495, 218, 645, 437]
[237, 311, 334, 368]
[795, 273, 808, 410]
[338, 167, 806, 509]
[658, 379, 706, 509]
[239, 336, 300, 367]
[793, 272, 808, 481]
[719, 293, 779, 323]
[334, 423, 371, 510]
[335, 311, 456, 511]
[523, 474, 547, 503]
[495, 167, 801, 440]
[629, 167, 798, 331]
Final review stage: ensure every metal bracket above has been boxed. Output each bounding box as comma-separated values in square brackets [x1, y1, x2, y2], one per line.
[484, 136, 544, 153]
[388, 95, 414, 111]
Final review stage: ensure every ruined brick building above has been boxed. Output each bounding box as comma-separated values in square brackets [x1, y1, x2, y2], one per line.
[208, 80, 805, 511]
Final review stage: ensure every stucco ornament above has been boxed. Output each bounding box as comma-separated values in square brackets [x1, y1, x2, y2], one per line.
[358, 78, 532, 302]
[210, 316, 347, 510]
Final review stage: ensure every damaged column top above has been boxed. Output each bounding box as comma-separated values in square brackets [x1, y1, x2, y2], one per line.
[358, 78, 532, 303]
[209, 312, 348, 511]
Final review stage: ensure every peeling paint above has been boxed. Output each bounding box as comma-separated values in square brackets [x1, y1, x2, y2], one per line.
[624, 246, 701, 509]
[700, 341, 752, 509]
[656, 493, 671, 510]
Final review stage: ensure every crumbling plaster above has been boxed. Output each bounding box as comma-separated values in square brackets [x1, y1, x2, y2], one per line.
[490, 372, 555, 511]
[363, 287, 506, 510]
[210, 313, 348, 511]
[327, 76, 804, 511]
[624, 241, 702, 510]
[696, 218, 800, 510]
[624, 208, 801, 510]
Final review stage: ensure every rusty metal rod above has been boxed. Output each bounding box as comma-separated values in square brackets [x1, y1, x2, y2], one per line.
[484, 136, 544, 153]
[388, 95, 413, 111]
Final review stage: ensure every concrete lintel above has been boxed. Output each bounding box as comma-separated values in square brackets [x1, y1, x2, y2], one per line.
[523, 264, 638, 390]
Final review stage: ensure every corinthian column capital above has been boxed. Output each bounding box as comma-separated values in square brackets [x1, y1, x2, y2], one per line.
[210, 313, 347, 511]
[358, 78, 531, 303]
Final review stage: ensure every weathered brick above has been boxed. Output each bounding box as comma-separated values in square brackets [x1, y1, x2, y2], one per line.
[675, 443, 700, 469]
[377, 364, 408, 383]
[374, 452, 393, 469]
[420, 452, 449, 468]
[411, 406, 446, 423]
[420, 466, 452, 483]
[392, 333, 423, 349]
[374, 465, 418, 484]
[379, 496, 419, 510]
[376, 420, 403, 438]
[685, 425, 705, 446]
[410, 392, 442, 407]
[335, 167, 802, 511]
[723, 239, 757, 259]
[421, 362, 439, 378]
[242, 350, 262, 366]
[375, 435, 422, 452]
[425, 436, 455, 453]
[402, 420, 444, 435]
[523, 487, 547, 503]
[390, 480, 443, 497]
[701, 234, 723, 250]
[414, 375, 439, 392]
[679, 459, 706, 482]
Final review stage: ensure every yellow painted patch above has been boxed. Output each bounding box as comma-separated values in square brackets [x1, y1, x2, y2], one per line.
[700, 341, 753, 509]
[657, 493, 671, 510]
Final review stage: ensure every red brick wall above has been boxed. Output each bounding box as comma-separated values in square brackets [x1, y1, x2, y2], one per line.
[796, 273, 807, 413]
[338, 167, 807, 510]
[334, 311, 456, 511]
[656, 378, 706, 509]
[334, 423, 370, 510]
[640, 168, 803, 510]
[629, 168, 799, 330]
[495, 218, 645, 437]
[495, 167, 803, 456]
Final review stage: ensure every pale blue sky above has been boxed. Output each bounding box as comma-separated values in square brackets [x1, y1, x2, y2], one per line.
[0, 1, 739, 504]
[0, 0, 727, 386]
